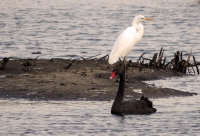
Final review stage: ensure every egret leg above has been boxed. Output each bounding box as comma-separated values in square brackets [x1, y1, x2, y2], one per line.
[123, 57, 126, 84]
[123, 56, 127, 68]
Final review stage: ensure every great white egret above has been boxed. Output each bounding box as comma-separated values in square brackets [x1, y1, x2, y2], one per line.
[108, 15, 153, 65]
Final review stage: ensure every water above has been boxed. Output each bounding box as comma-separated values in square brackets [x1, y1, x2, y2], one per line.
[0, 80, 200, 136]
[0, 0, 200, 135]
[0, 0, 200, 59]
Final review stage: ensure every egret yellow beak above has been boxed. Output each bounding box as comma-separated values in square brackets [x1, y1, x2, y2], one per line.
[144, 17, 154, 21]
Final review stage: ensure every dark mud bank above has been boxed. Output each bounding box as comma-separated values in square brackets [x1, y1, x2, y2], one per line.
[0, 58, 197, 101]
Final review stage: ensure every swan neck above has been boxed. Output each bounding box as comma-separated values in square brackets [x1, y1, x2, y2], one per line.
[111, 68, 125, 115]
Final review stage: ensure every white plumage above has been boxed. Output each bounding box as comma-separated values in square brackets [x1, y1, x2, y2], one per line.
[108, 15, 153, 65]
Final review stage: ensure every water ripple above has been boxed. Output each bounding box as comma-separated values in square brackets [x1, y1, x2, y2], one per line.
[0, 0, 199, 60]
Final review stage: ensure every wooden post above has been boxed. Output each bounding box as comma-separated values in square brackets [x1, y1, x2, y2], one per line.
[152, 53, 158, 68]
[159, 47, 163, 58]
[193, 56, 199, 75]
[184, 49, 192, 67]
[0, 57, 10, 70]
[157, 51, 163, 69]
[175, 51, 180, 66]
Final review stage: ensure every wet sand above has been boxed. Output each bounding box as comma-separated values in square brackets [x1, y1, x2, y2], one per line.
[0, 58, 197, 101]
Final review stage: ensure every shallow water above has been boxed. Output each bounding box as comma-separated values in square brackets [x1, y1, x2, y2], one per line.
[0, 89, 200, 135]
[0, 0, 200, 135]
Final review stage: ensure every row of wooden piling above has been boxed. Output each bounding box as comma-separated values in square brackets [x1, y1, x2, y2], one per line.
[136, 47, 199, 74]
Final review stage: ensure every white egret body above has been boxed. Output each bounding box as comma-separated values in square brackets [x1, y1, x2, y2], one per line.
[108, 15, 153, 64]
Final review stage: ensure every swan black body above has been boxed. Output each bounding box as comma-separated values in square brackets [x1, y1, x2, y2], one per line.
[110, 67, 157, 115]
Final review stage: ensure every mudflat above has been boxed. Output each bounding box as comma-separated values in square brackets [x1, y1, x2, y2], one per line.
[0, 58, 196, 101]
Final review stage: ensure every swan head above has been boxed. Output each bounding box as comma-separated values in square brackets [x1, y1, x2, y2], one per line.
[109, 68, 124, 79]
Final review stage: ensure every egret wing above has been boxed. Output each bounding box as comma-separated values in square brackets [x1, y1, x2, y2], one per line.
[109, 27, 137, 64]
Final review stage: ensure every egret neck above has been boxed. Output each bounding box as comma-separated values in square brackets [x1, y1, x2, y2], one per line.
[132, 22, 144, 42]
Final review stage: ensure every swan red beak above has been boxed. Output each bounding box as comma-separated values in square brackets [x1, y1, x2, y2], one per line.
[109, 71, 116, 79]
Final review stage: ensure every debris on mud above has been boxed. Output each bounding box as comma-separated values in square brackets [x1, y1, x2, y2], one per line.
[0, 48, 198, 101]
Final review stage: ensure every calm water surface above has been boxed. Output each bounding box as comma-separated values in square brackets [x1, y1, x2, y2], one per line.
[0, 0, 200, 135]
[0, 0, 200, 59]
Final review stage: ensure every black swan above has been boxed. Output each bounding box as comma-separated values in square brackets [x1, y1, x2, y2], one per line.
[110, 67, 157, 116]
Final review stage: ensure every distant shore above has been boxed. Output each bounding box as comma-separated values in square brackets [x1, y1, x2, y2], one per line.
[0, 58, 197, 101]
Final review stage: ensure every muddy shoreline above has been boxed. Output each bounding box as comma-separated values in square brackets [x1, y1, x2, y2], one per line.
[0, 58, 197, 101]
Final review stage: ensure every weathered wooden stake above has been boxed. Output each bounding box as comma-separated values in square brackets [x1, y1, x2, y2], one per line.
[152, 53, 158, 67]
[158, 47, 163, 58]
[184, 49, 192, 67]
[193, 56, 199, 75]
[0, 57, 10, 70]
